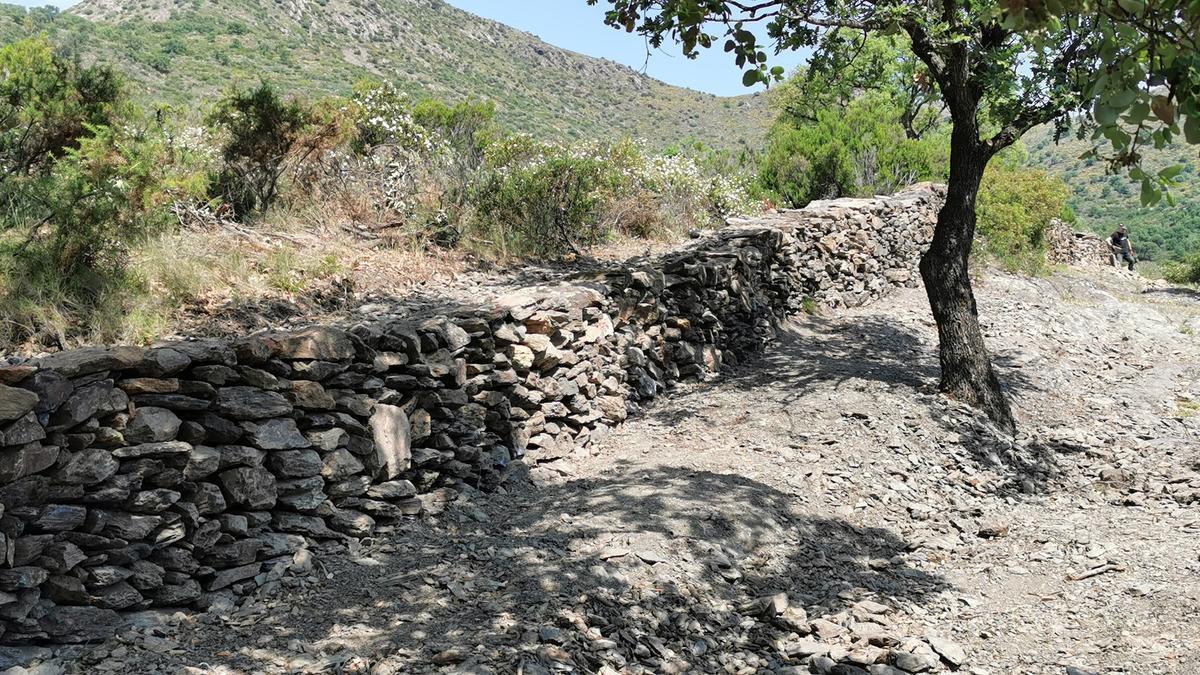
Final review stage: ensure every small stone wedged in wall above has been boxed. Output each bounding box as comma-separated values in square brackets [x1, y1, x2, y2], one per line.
[0, 183, 943, 644]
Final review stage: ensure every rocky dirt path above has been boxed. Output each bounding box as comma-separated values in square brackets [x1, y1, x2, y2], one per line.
[7, 268, 1199, 675]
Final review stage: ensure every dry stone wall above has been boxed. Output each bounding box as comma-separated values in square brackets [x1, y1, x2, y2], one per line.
[1045, 218, 1112, 267]
[0, 184, 943, 644]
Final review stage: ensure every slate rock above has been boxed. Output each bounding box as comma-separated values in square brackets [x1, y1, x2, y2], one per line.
[183, 445, 221, 480]
[241, 418, 309, 450]
[55, 449, 119, 485]
[39, 605, 122, 643]
[322, 448, 365, 481]
[34, 504, 87, 532]
[36, 346, 143, 377]
[0, 443, 59, 483]
[0, 412, 46, 446]
[123, 407, 182, 443]
[188, 482, 227, 514]
[216, 387, 292, 420]
[0, 384, 39, 420]
[218, 467, 277, 509]
[112, 441, 192, 459]
[276, 477, 327, 512]
[267, 449, 323, 478]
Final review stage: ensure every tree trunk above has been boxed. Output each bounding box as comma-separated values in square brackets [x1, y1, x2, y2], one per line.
[919, 130, 1017, 433]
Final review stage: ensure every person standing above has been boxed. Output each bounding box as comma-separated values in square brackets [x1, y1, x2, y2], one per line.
[1107, 225, 1136, 271]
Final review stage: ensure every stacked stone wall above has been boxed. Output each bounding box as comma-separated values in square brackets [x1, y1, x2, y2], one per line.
[0, 184, 943, 643]
[1045, 218, 1112, 267]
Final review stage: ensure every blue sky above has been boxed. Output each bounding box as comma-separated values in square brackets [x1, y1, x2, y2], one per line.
[12, 0, 806, 96]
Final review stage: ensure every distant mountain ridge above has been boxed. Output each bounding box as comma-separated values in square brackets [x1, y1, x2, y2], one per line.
[0, 0, 770, 149]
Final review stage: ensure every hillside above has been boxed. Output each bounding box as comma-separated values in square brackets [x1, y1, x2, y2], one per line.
[1025, 125, 1200, 262]
[0, 0, 770, 150]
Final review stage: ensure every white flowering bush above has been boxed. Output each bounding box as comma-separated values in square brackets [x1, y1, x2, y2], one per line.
[470, 136, 760, 256]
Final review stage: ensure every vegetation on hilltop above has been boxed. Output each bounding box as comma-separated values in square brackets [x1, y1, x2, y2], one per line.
[0, 0, 770, 151]
[1025, 125, 1200, 264]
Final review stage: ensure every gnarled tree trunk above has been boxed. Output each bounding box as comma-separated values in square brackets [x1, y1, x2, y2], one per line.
[919, 127, 1017, 433]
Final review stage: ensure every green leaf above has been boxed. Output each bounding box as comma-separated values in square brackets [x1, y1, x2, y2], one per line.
[1158, 165, 1185, 181]
[1140, 178, 1161, 207]
[1093, 101, 1118, 126]
[1117, 0, 1145, 14]
[742, 70, 759, 87]
[1184, 115, 1200, 144]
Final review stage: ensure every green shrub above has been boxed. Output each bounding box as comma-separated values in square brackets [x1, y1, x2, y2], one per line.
[0, 36, 121, 190]
[758, 94, 947, 207]
[1164, 254, 1200, 284]
[975, 165, 1072, 271]
[474, 137, 621, 256]
[208, 82, 332, 216]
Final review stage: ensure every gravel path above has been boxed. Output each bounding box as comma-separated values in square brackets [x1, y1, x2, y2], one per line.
[10, 268, 1200, 675]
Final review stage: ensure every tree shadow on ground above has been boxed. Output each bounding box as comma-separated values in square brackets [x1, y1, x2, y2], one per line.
[1141, 286, 1200, 303]
[129, 464, 949, 674]
[652, 313, 1060, 493]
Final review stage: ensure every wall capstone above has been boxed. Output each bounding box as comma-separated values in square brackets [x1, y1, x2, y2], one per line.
[0, 183, 944, 644]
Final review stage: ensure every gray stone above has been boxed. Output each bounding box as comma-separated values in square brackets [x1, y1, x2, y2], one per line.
[928, 637, 966, 667]
[267, 449, 323, 478]
[306, 427, 347, 451]
[366, 480, 417, 501]
[0, 412, 45, 446]
[369, 404, 411, 479]
[40, 542, 87, 574]
[128, 559, 165, 590]
[0, 443, 59, 482]
[151, 579, 202, 606]
[199, 413, 243, 443]
[329, 508, 375, 537]
[892, 650, 939, 673]
[218, 467, 277, 509]
[112, 440, 192, 459]
[276, 476, 327, 512]
[218, 445, 266, 468]
[55, 449, 118, 485]
[271, 512, 339, 538]
[259, 533, 307, 557]
[202, 539, 261, 567]
[322, 448, 365, 481]
[0, 567, 48, 591]
[49, 382, 127, 430]
[87, 565, 134, 587]
[128, 489, 182, 513]
[206, 562, 261, 591]
[242, 418, 310, 450]
[36, 346, 143, 378]
[39, 605, 121, 643]
[183, 445, 221, 480]
[327, 475, 371, 498]
[101, 512, 163, 540]
[123, 407, 182, 443]
[189, 482, 227, 514]
[24, 370, 73, 414]
[216, 387, 292, 420]
[34, 504, 87, 532]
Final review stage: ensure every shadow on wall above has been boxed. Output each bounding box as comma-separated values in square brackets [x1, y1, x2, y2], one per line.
[146, 463, 950, 673]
